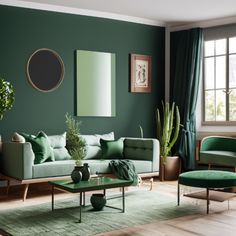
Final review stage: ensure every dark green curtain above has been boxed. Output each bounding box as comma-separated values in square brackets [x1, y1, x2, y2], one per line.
[170, 28, 203, 170]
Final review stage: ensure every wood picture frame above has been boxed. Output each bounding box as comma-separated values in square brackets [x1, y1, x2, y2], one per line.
[130, 54, 152, 93]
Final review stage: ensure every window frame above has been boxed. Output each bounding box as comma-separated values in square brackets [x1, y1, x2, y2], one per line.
[202, 37, 236, 126]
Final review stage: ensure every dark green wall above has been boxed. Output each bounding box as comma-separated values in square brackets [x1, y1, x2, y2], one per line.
[0, 6, 165, 141]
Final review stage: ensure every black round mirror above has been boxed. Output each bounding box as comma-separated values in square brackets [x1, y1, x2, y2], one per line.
[26, 48, 65, 92]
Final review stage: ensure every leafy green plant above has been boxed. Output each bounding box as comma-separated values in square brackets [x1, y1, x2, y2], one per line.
[65, 113, 87, 166]
[156, 101, 180, 164]
[0, 78, 15, 120]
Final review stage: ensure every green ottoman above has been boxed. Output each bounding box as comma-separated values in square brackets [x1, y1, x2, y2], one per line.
[178, 170, 236, 213]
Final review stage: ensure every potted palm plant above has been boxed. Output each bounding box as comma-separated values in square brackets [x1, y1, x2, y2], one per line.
[65, 113, 88, 183]
[0, 78, 15, 151]
[156, 101, 181, 181]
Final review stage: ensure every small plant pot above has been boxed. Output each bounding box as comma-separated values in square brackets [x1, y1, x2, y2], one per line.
[82, 163, 90, 181]
[90, 193, 106, 211]
[71, 166, 83, 183]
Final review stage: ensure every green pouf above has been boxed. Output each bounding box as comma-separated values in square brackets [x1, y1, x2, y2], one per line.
[90, 193, 106, 211]
[179, 170, 236, 188]
[178, 170, 236, 214]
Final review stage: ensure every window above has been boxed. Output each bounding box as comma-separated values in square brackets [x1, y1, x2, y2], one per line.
[203, 36, 236, 124]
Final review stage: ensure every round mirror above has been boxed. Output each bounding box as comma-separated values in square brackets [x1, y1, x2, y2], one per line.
[26, 48, 65, 92]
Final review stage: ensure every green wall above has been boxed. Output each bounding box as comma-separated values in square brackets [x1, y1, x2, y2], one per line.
[0, 5, 165, 141]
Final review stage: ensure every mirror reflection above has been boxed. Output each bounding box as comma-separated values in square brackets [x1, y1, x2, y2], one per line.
[76, 50, 116, 117]
[26, 48, 64, 92]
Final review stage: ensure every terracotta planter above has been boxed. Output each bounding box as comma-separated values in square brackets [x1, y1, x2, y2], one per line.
[160, 156, 181, 181]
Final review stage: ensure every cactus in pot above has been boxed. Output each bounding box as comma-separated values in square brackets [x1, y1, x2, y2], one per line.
[156, 101, 180, 165]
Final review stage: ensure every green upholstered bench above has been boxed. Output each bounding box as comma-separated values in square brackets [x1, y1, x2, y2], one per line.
[199, 136, 236, 171]
[177, 170, 236, 213]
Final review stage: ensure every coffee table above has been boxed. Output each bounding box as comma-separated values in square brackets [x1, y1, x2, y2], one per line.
[48, 177, 133, 223]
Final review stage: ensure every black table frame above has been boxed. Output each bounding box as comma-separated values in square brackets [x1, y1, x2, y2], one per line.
[50, 180, 130, 223]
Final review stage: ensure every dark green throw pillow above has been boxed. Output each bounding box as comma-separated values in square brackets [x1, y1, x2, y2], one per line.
[100, 139, 124, 159]
[21, 131, 54, 164]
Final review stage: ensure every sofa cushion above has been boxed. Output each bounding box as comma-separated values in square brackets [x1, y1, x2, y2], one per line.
[100, 139, 124, 159]
[32, 160, 75, 178]
[21, 131, 54, 164]
[82, 160, 111, 175]
[12, 132, 25, 143]
[48, 132, 66, 148]
[53, 148, 71, 161]
[82, 135, 100, 146]
[200, 150, 236, 166]
[82, 159, 153, 175]
[82, 133, 115, 160]
[48, 133, 71, 161]
[124, 138, 153, 161]
[95, 132, 114, 142]
[85, 146, 102, 160]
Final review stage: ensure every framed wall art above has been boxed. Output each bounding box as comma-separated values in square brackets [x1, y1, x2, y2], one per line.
[130, 54, 152, 93]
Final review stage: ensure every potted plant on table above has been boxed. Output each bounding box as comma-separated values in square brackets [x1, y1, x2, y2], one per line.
[65, 113, 88, 183]
[0, 78, 15, 151]
[156, 101, 181, 181]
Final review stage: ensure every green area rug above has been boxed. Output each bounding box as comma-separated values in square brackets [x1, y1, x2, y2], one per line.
[0, 190, 202, 236]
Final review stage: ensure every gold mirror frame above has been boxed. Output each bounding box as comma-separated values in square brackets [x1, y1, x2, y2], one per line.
[26, 48, 65, 92]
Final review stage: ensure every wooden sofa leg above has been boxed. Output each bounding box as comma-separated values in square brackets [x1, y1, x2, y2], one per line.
[149, 178, 153, 191]
[6, 179, 10, 195]
[234, 167, 236, 172]
[23, 184, 29, 201]
[208, 164, 211, 170]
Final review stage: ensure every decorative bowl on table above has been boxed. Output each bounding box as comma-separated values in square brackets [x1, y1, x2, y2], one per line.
[90, 193, 106, 211]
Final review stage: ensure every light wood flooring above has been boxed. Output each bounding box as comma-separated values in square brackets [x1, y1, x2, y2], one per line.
[1, 179, 236, 236]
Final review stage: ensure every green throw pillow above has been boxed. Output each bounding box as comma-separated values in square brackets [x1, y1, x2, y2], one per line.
[100, 139, 124, 159]
[21, 131, 54, 164]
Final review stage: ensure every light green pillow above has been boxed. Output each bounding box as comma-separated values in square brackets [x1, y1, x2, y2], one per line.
[47, 132, 71, 161]
[21, 131, 54, 164]
[48, 132, 66, 148]
[100, 139, 124, 159]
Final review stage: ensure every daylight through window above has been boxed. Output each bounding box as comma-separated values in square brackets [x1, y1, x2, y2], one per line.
[203, 37, 236, 123]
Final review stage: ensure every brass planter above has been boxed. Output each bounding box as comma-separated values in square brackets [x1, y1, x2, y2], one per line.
[160, 156, 181, 181]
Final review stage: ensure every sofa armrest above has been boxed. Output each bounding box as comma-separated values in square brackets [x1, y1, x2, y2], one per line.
[123, 138, 160, 172]
[1, 142, 35, 180]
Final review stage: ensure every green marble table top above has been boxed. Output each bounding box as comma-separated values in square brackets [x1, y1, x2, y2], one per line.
[49, 177, 133, 193]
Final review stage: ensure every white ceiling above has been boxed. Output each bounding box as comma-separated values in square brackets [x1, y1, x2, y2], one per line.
[2, 0, 236, 27]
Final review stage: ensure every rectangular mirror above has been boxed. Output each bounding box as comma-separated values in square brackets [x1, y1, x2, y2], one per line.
[76, 50, 116, 117]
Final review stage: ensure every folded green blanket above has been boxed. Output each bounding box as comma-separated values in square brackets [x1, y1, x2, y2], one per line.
[109, 160, 139, 185]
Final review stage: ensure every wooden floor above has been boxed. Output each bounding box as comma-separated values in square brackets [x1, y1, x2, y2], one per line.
[1, 179, 236, 236]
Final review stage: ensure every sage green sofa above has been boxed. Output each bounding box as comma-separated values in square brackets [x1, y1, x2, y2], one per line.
[199, 136, 236, 171]
[1, 132, 159, 186]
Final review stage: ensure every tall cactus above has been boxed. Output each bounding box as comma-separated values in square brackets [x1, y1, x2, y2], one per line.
[156, 101, 180, 164]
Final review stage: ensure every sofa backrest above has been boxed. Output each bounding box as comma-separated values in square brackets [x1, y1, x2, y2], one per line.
[47, 132, 71, 161]
[82, 132, 114, 160]
[201, 136, 236, 152]
[123, 138, 157, 161]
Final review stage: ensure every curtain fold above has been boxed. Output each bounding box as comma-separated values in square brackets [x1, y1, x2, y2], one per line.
[170, 28, 203, 170]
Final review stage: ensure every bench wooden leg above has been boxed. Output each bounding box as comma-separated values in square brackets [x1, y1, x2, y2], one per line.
[208, 164, 211, 170]
[23, 184, 29, 201]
